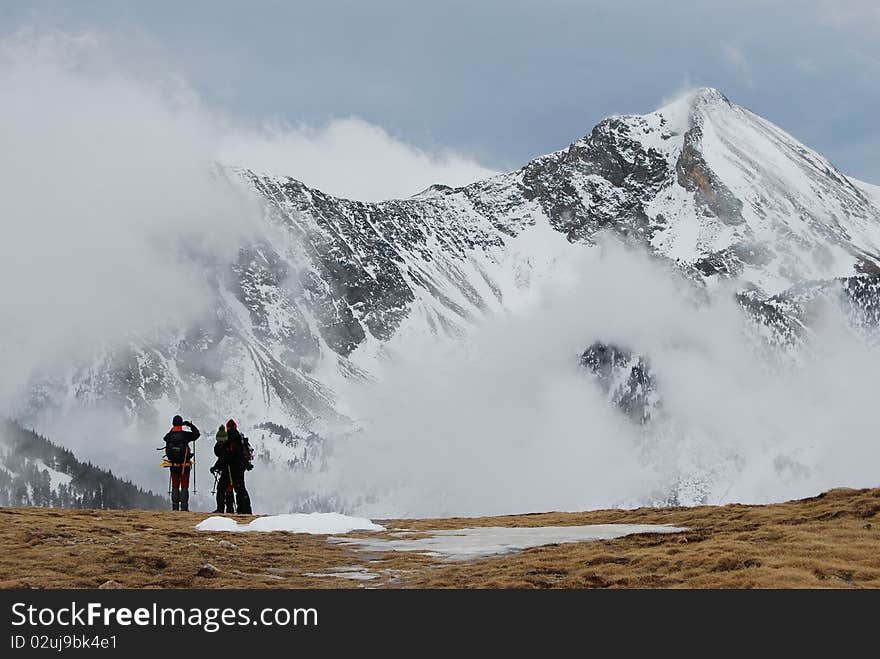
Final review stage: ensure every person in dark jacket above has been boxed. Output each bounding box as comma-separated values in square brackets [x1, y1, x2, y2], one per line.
[163, 415, 200, 511]
[214, 418, 252, 514]
[210, 425, 235, 514]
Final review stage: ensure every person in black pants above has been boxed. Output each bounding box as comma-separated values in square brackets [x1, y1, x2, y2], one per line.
[214, 418, 252, 514]
[210, 425, 236, 513]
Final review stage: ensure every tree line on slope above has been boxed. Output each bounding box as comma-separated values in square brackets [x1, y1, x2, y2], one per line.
[0, 419, 165, 510]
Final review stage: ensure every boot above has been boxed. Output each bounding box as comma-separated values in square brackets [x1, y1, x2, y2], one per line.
[214, 490, 225, 514]
[180, 489, 189, 512]
[235, 491, 252, 515]
[224, 491, 235, 514]
[171, 486, 180, 511]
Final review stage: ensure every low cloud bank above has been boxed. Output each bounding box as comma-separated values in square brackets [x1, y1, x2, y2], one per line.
[307, 243, 880, 517]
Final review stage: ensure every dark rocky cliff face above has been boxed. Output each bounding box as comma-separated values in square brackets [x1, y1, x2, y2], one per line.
[520, 115, 669, 242]
[676, 123, 745, 227]
[580, 342, 659, 425]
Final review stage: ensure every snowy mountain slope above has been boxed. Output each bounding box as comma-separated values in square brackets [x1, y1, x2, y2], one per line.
[14, 88, 880, 508]
[239, 89, 880, 349]
[852, 178, 880, 209]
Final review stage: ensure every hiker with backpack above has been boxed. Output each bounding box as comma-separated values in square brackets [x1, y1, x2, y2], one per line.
[213, 418, 253, 514]
[162, 415, 200, 511]
[210, 425, 236, 513]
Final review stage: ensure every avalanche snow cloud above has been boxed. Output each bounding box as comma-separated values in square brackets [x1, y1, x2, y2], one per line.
[0, 32, 262, 404]
[316, 243, 880, 518]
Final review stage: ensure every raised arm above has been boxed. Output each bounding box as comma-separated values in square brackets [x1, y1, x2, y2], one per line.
[184, 420, 200, 440]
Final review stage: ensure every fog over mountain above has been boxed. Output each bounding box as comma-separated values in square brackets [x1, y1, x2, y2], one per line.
[3, 35, 880, 516]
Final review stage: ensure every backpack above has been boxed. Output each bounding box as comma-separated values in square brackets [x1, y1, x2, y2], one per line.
[241, 434, 255, 470]
[165, 441, 188, 465]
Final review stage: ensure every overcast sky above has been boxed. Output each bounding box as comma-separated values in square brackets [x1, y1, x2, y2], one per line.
[2, 0, 877, 188]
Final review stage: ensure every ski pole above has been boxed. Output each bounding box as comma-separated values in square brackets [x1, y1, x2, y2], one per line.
[228, 465, 234, 512]
[181, 446, 189, 498]
[191, 439, 197, 495]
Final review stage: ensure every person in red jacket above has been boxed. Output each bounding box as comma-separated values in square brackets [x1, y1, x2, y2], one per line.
[214, 419, 252, 514]
[162, 415, 200, 511]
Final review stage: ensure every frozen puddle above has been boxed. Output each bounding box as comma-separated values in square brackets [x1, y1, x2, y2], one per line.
[196, 512, 384, 535]
[302, 567, 380, 581]
[331, 524, 686, 561]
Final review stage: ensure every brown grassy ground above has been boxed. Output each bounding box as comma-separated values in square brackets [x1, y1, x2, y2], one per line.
[1, 487, 879, 589]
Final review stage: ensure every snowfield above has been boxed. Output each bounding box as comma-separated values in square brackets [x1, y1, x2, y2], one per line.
[196, 512, 385, 534]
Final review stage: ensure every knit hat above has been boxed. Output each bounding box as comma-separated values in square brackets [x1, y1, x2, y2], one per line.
[215, 425, 228, 442]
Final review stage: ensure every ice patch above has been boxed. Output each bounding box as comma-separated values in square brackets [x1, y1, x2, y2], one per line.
[302, 567, 380, 580]
[196, 512, 384, 534]
[331, 524, 686, 561]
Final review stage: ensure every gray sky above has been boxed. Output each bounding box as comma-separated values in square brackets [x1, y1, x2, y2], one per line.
[1, 0, 877, 184]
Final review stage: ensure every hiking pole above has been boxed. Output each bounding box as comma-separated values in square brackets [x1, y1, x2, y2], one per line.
[211, 471, 218, 496]
[181, 445, 189, 494]
[192, 439, 197, 495]
[228, 465, 234, 513]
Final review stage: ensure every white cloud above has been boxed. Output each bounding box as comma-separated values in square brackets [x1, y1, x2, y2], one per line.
[309, 241, 880, 517]
[0, 31, 263, 401]
[220, 117, 498, 202]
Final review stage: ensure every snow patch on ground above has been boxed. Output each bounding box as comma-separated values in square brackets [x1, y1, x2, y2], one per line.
[331, 524, 686, 561]
[196, 512, 384, 534]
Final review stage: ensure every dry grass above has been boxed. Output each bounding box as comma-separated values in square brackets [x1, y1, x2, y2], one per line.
[1, 487, 879, 589]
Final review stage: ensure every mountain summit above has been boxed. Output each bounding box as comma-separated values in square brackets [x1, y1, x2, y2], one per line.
[512, 85, 880, 293]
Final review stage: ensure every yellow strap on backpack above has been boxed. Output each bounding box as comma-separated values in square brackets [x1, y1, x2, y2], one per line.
[160, 459, 194, 468]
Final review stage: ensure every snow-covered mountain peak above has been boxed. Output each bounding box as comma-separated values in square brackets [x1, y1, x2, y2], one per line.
[651, 86, 731, 128]
[688, 85, 732, 108]
[547, 88, 880, 294]
[593, 87, 731, 144]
